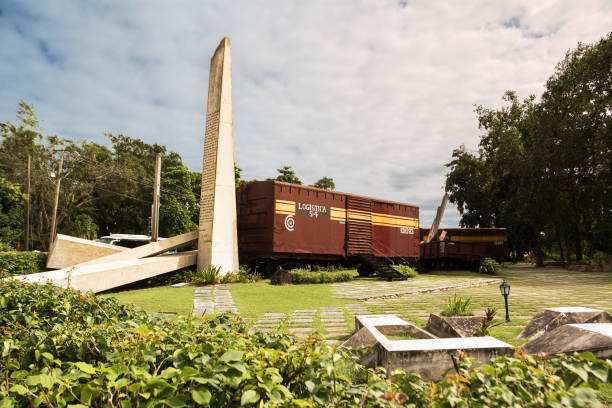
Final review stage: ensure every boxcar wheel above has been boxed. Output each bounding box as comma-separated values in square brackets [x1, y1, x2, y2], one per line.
[358, 263, 374, 277]
[263, 261, 279, 277]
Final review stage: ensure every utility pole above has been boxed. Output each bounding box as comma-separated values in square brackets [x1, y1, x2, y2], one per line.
[49, 149, 65, 248]
[151, 153, 162, 241]
[25, 155, 31, 250]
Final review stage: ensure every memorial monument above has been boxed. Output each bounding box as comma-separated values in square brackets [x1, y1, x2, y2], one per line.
[12, 37, 238, 291]
[197, 37, 239, 275]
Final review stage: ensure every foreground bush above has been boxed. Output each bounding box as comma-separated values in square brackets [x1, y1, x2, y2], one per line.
[478, 257, 501, 274]
[0, 251, 47, 276]
[441, 294, 473, 317]
[1, 280, 610, 407]
[289, 269, 358, 284]
[391, 264, 418, 278]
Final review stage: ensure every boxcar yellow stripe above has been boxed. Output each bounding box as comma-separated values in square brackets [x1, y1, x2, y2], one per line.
[371, 214, 418, 225]
[275, 202, 295, 211]
[372, 220, 419, 228]
[371, 212, 417, 222]
[347, 212, 371, 221]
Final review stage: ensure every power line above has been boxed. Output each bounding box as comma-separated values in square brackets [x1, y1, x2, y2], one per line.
[71, 155, 192, 196]
[92, 186, 151, 204]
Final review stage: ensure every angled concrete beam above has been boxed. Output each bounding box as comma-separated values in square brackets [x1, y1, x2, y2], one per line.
[47, 234, 126, 269]
[16, 251, 197, 293]
[80, 230, 197, 266]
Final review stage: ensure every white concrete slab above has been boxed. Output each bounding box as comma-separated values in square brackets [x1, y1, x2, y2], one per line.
[383, 336, 512, 352]
[47, 234, 125, 269]
[547, 307, 602, 313]
[81, 230, 197, 266]
[569, 323, 612, 338]
[15, 251, 197, 293]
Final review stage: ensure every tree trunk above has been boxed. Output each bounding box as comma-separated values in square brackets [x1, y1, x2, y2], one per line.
[536, 251, 544, 267]
[558, 235, 565, 264]
[575, 233, 583, 261]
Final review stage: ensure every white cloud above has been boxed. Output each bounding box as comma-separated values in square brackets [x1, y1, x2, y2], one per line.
[1, 0, 610, 227]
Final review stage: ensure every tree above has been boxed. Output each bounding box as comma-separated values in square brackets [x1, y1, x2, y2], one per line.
[274, 166, 302, 185]
[67, 214, 99, 240]
[445, 33, 612, 263]
[312, 176, 335, 190]
[0, 102, 196, 247]
[0, 177, 26, 245]
[234, 163, 242, 187]
[159, 166, 199, 237]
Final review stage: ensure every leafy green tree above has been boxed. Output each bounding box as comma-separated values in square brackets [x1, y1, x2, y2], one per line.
[0, 177, 26, 245]
[445, 33, 611, 263]
[536, 33, 612, 258]
[312, 176, 335, 190]
[66, 214, 99, 240]
[92, 133, 183, 237]
[234, 163, 242, 187]
[274, 166, 302, 185]
[0, 101, 56, 249]
[159, 166, 198, 236]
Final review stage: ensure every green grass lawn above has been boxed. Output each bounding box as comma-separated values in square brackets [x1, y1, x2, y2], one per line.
[102, 286, 195, 315]
[97, 265, 612, 350]
[230, 280, 352, 319]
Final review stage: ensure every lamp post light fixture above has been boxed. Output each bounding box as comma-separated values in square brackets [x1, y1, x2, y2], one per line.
[499, 280, 511, 322]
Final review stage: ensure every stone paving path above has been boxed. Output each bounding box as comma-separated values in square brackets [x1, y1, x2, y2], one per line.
[197, 267, 612, 345]
[353, 267, 612, 327]
[192, 284, 238, 315]
[331, 275, 497, 299]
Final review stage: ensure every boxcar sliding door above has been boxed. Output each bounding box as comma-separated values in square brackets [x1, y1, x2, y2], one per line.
[346, 197, 372, 255]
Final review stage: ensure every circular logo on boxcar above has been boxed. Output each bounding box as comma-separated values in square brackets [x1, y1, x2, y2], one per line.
[284, 215, 295, 231]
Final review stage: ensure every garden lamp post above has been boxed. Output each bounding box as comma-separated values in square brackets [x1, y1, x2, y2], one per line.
[499, 280, 511, 322]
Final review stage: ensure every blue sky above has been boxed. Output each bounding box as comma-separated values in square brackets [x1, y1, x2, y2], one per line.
[1, 1, 611, 227]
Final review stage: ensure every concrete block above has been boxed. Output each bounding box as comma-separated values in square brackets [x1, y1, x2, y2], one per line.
[47, 234, 125, 269]
[81, 230, 197, 266]
[344, 315, 514, 381]
[522, 323, 612, 359]
[427, 313, 484, 338]
[17, 251, 197, 293]
[376, 336, 514, 381]
[519, 307, 612, 340]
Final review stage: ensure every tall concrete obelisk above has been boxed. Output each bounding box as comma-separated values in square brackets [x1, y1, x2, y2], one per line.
[197, 37, 239, 274]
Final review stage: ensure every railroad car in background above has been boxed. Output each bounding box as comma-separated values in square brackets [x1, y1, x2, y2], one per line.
[419, 227, 508, 270]
[236, 180, 420, 278]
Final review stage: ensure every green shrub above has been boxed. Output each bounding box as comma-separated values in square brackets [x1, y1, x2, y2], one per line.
[184, 265, 221, 285]
[311, 264, 345, 272]
[0, 251, 47, 275]
[219, 266, 262, 284]
[391, 264, 418, 278]
[289, 268, 358, 284]
[471, 307, 502, 336]
[479, 257, 501, 274]
[441, 294, 473, 316]
[0, 241, 13, 252]
[0, 280, 610, 406]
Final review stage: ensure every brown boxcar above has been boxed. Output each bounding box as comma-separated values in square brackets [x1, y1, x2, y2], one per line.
[236, 181, 420, 266]
[419, 227, 508, 267]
